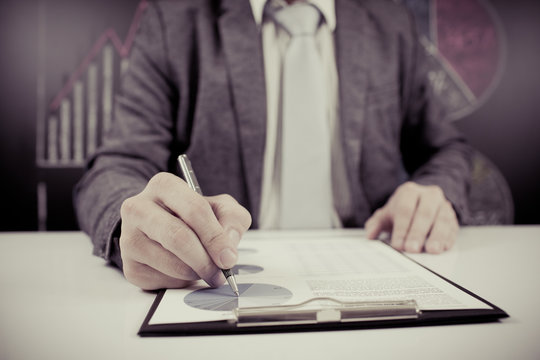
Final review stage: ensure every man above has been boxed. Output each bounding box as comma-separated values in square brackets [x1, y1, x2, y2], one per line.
[75, 0, 471, 291]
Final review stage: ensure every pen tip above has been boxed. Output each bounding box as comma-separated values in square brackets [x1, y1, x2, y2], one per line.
[235, 291, 240, 297]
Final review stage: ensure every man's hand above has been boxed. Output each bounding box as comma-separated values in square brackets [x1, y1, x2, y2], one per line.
[364, 182, 458, 254]
[119, 172, 252, 290]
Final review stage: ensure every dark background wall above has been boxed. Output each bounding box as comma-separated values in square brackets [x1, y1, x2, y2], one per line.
[456, 0, 540, 224]
[1, 0, 539, 231]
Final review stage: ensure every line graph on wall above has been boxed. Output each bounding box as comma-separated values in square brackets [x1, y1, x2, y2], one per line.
[36, 0, 147, 168]
[34, 0, 147, 230]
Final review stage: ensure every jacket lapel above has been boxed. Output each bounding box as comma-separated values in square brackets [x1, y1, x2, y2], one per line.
[218, 1, 267, 225]
[335, 0, 372, 222]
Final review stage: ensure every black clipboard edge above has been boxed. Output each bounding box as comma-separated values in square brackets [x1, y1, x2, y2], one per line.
[138, 305, 506, 337]
[138, 295, 508, 337]
[399, 249, 509, 318]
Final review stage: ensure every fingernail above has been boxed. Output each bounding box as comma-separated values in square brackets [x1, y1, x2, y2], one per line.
[220, 248, 237, 269]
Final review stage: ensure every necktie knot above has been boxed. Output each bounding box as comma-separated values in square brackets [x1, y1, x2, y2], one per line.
[271, 3, 321, 37]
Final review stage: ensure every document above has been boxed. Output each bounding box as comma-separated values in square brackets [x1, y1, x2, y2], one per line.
[148, 231, 491, 325]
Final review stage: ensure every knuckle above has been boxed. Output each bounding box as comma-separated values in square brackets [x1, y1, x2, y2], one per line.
[162, 223, 195, 254]
[373, 208, 385, 218]
[216, 193, 236, 204]
[431, 185, 444, 198]
[225, 204, 253, 231]
[183, 196, 212, 223]
[209, 195, 251, 230]
[425, 186, 444, 202]
[440, 203, 458, 224]
[148, 172, 174, 190]
[203, 231, 223, 251]
[402, 181, 418, 192]
[364, 216, 374, 227]
[123, 261, 145, 285]
[416, 207, 433, 223]
[120, 196, 140, 218]
[119, 232, 138, 255]
[440, 213, 454, 225]
[169, 259, 196, 280]
[394, 202, 414, 217]
[166, 221, 189, 241]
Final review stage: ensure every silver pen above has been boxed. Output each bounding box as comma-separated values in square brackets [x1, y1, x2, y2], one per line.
[177, 154, 240, 297]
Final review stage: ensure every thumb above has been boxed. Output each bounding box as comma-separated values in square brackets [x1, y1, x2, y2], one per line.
[364, 208, 391, 239]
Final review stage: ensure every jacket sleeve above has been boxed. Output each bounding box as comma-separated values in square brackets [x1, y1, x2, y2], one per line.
[73, 3, 180, 269]
[399, 12, 473, 223]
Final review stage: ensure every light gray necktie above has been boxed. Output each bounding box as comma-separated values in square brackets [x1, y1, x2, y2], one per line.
[272, 3, 333, 229]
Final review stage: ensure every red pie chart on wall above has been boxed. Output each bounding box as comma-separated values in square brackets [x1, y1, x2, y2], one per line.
[399, 0, 506, 121]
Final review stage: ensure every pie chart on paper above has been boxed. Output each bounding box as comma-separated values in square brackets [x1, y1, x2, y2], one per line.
[184, 283, 293, 311]
[232, 264, 264, 275]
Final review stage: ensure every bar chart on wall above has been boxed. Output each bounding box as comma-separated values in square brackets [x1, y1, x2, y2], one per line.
[35, 0, 147, 229]
[36, 0, 147, 169]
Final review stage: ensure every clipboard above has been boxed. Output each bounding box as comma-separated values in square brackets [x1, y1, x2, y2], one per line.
[138, 245, 508, 337]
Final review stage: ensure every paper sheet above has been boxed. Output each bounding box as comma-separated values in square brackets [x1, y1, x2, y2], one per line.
[149, 233, 491, 325]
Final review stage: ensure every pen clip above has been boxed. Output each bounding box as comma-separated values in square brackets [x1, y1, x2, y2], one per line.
[233, 297, 420, 327]
[178, 154, 203, 195]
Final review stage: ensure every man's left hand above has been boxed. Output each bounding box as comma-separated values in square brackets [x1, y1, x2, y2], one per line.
[364, 182, 459, 254]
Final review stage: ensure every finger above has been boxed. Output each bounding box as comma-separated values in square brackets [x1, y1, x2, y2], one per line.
[122, 196, 223, 287]
[445, 228, 458, 251]
[403, 190, 442, 253]
[207, 194, 252, 248]
[424, 202, 458, 254]
[145, 173, 235, 269]
[123, 259, 195, 291]
[364, 208, 391, 239]
[389, 191, 418, 251]
[121, 230, 199, 281]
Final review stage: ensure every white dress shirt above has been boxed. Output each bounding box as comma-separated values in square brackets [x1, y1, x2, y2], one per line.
[249, 0, 352, 229]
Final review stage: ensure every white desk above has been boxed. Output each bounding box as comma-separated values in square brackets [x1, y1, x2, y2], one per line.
[0, 227, 539, 360]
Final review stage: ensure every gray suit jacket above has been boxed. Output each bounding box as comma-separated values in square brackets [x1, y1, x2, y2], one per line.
[74, 0, 472, 268]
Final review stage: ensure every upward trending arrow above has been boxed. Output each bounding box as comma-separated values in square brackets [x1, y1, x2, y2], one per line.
[49, 0, 148, 111]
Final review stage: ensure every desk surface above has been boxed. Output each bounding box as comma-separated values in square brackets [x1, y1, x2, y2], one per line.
[1, 226, 539, 360]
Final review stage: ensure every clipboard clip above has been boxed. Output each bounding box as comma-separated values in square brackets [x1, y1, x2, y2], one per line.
[233, 297, 420, 327]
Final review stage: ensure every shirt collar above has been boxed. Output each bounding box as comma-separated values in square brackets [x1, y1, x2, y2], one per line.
[249, 0, 336, 31]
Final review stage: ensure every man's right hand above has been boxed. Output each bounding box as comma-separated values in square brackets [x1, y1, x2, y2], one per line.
[119, 172, 252, 290]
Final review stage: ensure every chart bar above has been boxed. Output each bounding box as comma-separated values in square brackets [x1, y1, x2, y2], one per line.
[121, 58, 130, 75]
[87, 64, 98, 156]
[60, 99, 71, 163]
[102, 44, 113, 135]
[73, 81, 84, 165]
[47, 115, 59, 164]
